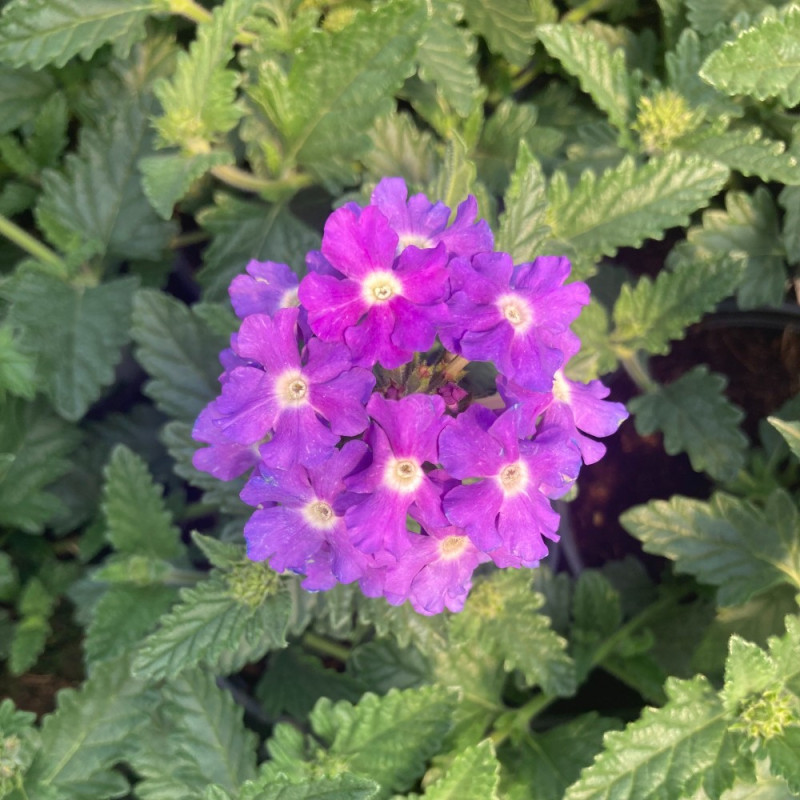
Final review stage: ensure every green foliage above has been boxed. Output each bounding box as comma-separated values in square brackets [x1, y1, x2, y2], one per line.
[0, 0, 156, 69]
[414, 740, 500, 799]
[621, 490, 800, 606]
[630, 366, 748, 481]
[767, 417, 800, 461]
[701, 6, 800, 106]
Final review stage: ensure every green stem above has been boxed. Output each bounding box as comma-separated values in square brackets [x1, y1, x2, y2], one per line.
[621, 352, 659, 394]
[170, 230, 210, 249]
[302, 631, 352, 663]
[490, 692, 555, 747]
[563, 0, 612, 23]
[210, 165, 314, 198]
[168, 0, 212, 24]
[0, 213, 67, 278]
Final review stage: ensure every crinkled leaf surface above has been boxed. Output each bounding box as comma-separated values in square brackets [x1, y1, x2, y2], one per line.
[415, 740, 500, 800]
[0, 65, 56, 133]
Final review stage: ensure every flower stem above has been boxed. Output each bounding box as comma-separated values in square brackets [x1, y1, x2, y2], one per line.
[0, 213, 68, 278]
[563, 0, 612, 23]
[210, 165, 314, 199]
[302, 631, 352, 663]
[168, 0, 212, 24]
[620, 352, 659, 394]
[490, 692, 555, 747]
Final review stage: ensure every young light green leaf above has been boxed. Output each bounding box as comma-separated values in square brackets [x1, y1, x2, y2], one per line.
[675, 188, 785, 310]
[418, 740, 500, 800]
[266, 0, 426, 188]
[36, 95, 175, 263]
[451, 570, 576, 697]
[84, 585, 176, 666]
[461, 0, 552, 67]
[417, 5, 481, 118]
[311, 686, 457, 799]
[102, 445, 181, 559]
[197, 194, 319, 301]
[154, 0, 256, 148]
[621, 489, 800, 606]
[501, 713, 621, 800]
[239, 773, 380, 800]
[0, 0, 156, 69]
[131, 289, 227, 421]
[611, 255, 741, 357]
[629, 367, 747, 482]
[0, 397, 80, 533]
[565, 677, 736, 800]
[22, 653, 153, 800]
[496, 142, 550, 263]
[547, 153, 729, 263]
[132, 570, 290, 681]
[537, 24, 633, 135]
[140, 150, 234, 220]
[700, 7, 800, 107]
[6, 272, 137, 421]
[767, 417, 800, 461]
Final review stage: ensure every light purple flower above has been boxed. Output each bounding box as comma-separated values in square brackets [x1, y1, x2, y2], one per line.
[370, 177, 494, 257]
[214, 307, 374, 466]
[298, 205, 449, 369]
[438, 405, 580, 567]
[345, 393, 449, 558]
[191, 401, 262, 480]
[442, 253, 590, 390]
[242, 441, 372, 589]
[229, 260, 300, 319]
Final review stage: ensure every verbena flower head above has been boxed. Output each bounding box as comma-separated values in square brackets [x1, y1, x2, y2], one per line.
[193, 177, 628, 615]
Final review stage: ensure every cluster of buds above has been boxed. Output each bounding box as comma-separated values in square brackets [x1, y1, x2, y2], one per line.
[192, 178, 627, 615]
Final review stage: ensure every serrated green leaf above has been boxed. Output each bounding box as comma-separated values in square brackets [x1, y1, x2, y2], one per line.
[9, 614, 50, 675]
[496, 142, 550, 263]
[132, 571, 289, 681]
[451, 570, 576, 697]
[140, 150, 234, 219]
[687, 0, 772, 35]
[134, 669, 258, 798]
[0, 65, 56, 134]
[84, 584, 176, 666]
[621, 490, 800, 606]
[721, 775, 798, 799]
[102, 445, 180, 559]
[417, 5, 481, 118]
[538, 24, 633, 136]
[700, 7, 800, 106]
[674, 188, 785, 310]
[0, 397, 80, 533]
[5, 272, 136, 421]
[461, 0, 550, 67]
[197, 193, 319, 301]
[22, 654, 152, 800]
[0, 324, 36, 399]
[0, 0, 155, 69]
[547, 154, 729, 263]
[572, 571, 623, 679]
[311, 686, 457, 799]
[611, 254, 741, 357]
[154, 0, 256, 148]
[240, 773, 380, 800]
[131, 289, 227, 421]
[429, 135, 480, 222]
[565, 676, 737, 800]
[36, 95, 175, 263]
[500, 713, 621, 800]
[364, 112, 437, 189]
[420, 740, 500, 800]
[629, 366, 747, 481]
[763, 728, 800, 794]
[767, 417, 800, 461]
[263, 0, 426, 188]
[347, 638, 431, 694]
[566, 299, 619, 382]
[779, 185, 800, 264]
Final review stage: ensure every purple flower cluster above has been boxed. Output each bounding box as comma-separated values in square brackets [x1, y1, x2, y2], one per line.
[193, 178, 627, 615]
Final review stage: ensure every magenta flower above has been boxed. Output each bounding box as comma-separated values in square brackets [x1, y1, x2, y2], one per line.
[214, 307, 374, 466]
[298, 205, 449, 369]
[443, 253, 590, 390]
[345, 393, 449, 558]
[370, 177, 494, 257]
[241, 441, 372, 590]
[438, 405, 580, 567]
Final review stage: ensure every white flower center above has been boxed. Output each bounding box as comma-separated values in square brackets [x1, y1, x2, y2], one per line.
[497, 293, 533, 332]
[438, 535, 469, 560]
[303, 500, 337, 530]
[280, 286, 300, 308]
[552, 370, 571, 404]
[396, 232, 433, 253]
[275, 370, 309, 407]
[498, 461, 528, 496]
[384, 457, 422, 493]
[362, 271, 402, 305]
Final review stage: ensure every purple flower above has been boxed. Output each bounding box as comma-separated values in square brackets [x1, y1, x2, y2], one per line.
[370, 177, 494, 257]
[298, 205, 449, 369]
[229, 260, 300, 319]
[443, 253, 590, 390]
[438, 405, 580, 567]
[345, 393, 449, 558]
[383, 525, 490, 615]
[214, 307, 374, 466]
[191, 401, 262, 480]
[242, 441, 372, 589]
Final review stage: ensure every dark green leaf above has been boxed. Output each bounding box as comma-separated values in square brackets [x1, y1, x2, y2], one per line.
[0, 65, 56, 134]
